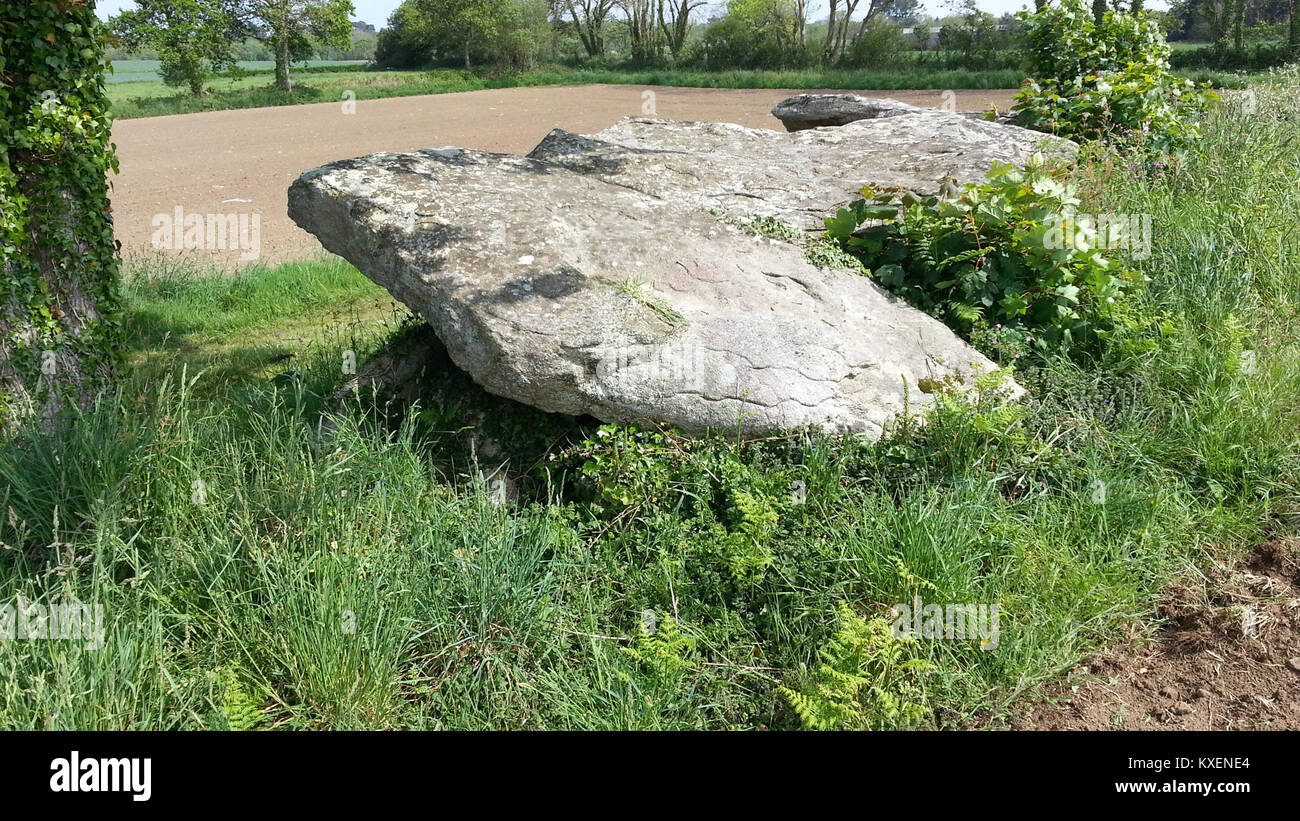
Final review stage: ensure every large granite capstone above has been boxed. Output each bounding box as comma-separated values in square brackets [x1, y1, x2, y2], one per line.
[288, 146, 1011, 437]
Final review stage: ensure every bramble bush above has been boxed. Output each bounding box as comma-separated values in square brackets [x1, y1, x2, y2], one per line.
[824, 158, 1148, 356]
[1013, 0, 1217, 154]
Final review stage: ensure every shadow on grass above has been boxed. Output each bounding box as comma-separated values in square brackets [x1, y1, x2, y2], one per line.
[119, 255, 405, 403]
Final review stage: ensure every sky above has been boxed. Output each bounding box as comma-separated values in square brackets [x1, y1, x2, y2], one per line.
[95, 0, 1168, 28]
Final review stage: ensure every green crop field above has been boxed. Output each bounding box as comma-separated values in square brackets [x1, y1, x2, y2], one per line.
[107, 59, 370, 84]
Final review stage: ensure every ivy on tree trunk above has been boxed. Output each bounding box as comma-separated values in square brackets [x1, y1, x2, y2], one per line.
[0, 0, 123, 431]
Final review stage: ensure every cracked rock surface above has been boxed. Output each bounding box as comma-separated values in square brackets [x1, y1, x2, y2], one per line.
[289, 146, 1011, 436]
[529, 113, 1075, 229]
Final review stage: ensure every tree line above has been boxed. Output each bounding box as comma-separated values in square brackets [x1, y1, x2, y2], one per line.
[111, 0, 355, 94]
[373, 0, 1300, 70]
[374, 0, 1016, 70]
[108, 0, 1300, 97]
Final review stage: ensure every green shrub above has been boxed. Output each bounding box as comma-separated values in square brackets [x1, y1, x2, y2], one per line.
[840, 20, 907, 68]
[824, 158, 1146, 354]
[1013, 0, 1218, 153]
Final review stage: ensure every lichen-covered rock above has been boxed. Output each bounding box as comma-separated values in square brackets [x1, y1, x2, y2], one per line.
[289, 147, 1012, 437]
[771, 93, 924, 131]
[529, 114, 1075, 229]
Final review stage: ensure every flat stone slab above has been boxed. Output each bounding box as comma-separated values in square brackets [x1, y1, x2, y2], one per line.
[288, 147, 1011, 437]
[771, 93, 925, 130]
[529, 114, 1075, 229]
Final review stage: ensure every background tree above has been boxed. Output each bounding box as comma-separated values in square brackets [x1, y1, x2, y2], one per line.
[660, 0, 708, 58]
[1, 0, 122, 431]
[239, 0, 354, 91]
[1201, 0, 1236, 44]
[620, 0, 664, 63]
[375, 1, 437, 66]
[375, 0, 549, 68]
[496, 0, 554, 67]
[883, 0, 922, 25]
[109, 0, 247, 96]
[705, 0, 803, 66]
[824, 0, 897, 62]
[416, 0, 509, 68]
[559, 0, 616, 58]
[791, 0, 809, 49]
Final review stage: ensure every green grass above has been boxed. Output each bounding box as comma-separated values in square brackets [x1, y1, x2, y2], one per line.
[3, 77, 1300, 729]
[119, 255, 401, 397]
[107, 59, 367, 84]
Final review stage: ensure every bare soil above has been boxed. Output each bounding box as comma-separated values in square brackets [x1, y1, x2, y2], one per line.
[1014, 539, 1300, 730]
[109, 84, 1017, 264]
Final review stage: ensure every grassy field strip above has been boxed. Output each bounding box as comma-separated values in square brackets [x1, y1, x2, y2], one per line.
[105, 62, 1271, 120]
[107, 65, 1024, 119]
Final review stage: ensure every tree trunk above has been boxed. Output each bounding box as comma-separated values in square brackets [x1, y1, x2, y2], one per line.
[1233, 0, 1246, 51]
[463, 38, 472, 69]
[1, 1, 122, 432]
[836, 1, 862, 60]
[275, 35, 292, 92]
[570, 5, 600, 57]
[1291, 0, 1300, 59]
[825, 0, 839, 61]
[1093, 0, 1108, 25]
[1213, 0, 1232, 47]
